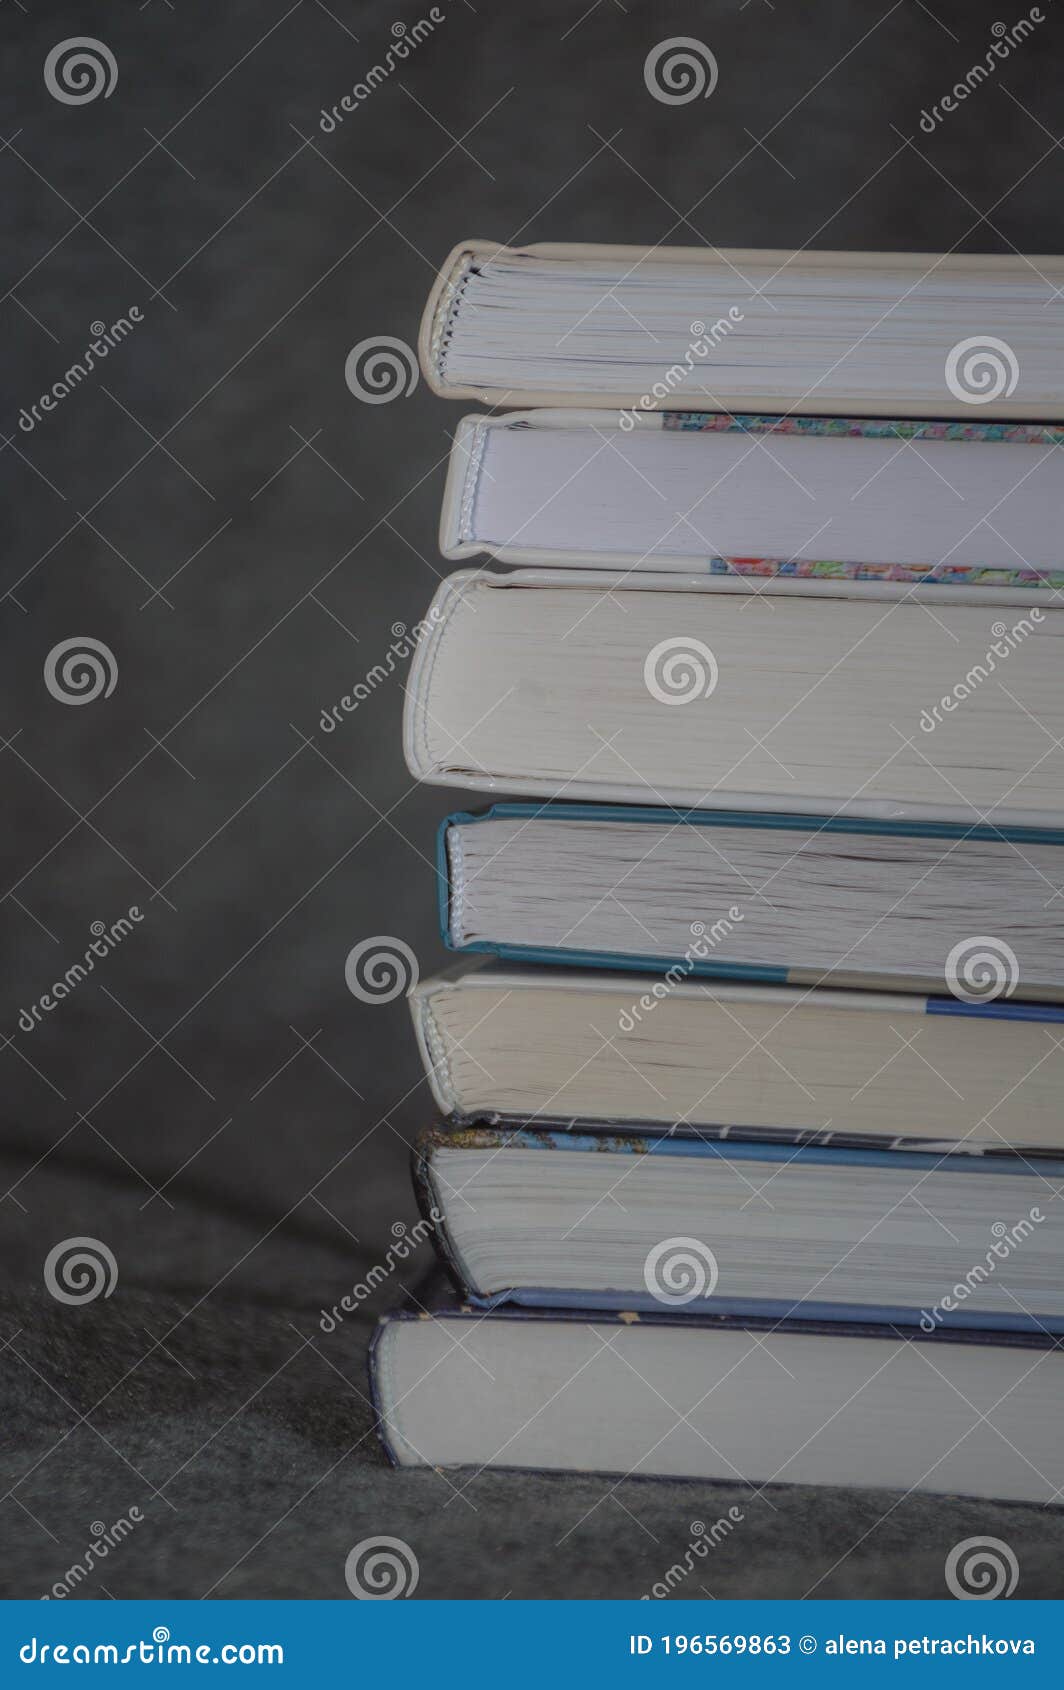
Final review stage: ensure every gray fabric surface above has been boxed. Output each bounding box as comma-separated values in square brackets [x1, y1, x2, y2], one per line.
[7, 1274, 1064, 1601]
[3, 0, 1064, 1600]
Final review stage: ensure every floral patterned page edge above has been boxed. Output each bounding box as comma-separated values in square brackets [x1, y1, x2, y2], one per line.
[663, 412, 1064, 588]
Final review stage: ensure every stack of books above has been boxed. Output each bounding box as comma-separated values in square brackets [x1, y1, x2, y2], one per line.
[371, 240, 1064, 1505]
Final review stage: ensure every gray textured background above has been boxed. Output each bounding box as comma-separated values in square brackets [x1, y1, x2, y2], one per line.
[3, 0, 1063, 1600]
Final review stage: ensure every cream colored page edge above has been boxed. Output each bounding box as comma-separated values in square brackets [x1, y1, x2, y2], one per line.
[401, 567, 1064, 823]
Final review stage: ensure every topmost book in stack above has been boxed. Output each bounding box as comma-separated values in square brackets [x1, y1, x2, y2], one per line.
[420, 239, 1064, 415]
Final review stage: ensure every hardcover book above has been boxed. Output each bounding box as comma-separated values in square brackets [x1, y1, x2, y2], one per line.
[441, 410, 1064, 581]
[403, 568, 1063, 823]
[420, 240, 1064, 417]
[439, 803, 1064, 998]
[413, 1125, 1064, 1334]
[410, 964, 1064, 1153]
[372, 1303, 1064, 1501]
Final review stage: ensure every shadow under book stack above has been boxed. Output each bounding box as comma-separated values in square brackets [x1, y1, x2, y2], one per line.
[372, 239, 1064, 1505]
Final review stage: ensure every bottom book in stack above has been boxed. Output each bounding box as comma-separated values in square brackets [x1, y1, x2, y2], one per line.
[371, 1122, 1064, 1502]
[372, 1302, 1062, 1504]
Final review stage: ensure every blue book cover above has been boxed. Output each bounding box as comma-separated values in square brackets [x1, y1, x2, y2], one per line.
[412, 1125, 1064, 1338]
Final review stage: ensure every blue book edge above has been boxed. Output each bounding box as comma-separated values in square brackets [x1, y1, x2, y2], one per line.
[436, 802, 1064, 1017]
[410, 1124, 1064, 1341]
